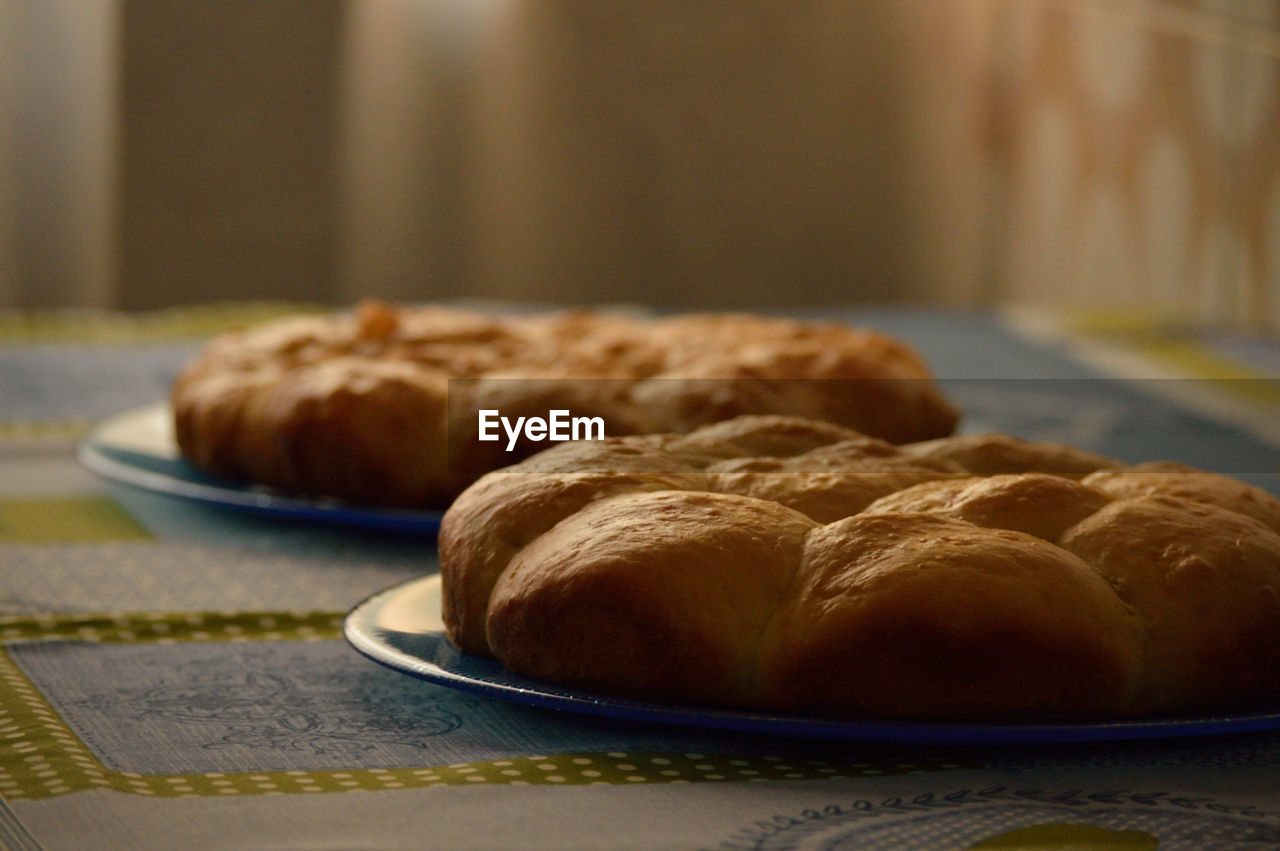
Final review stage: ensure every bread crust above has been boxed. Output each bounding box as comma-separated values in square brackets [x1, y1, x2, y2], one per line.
[440, 414, 1280, 720]
[764, 514, 1143, 719]
[1083, 463, 1280, 533]
[486, 490, 816, 705]
[1060, 495, 1280, 712]
[172, 303, 958, 507]
[904, 433, 1117, 479]
[863, 474, 1114, 543]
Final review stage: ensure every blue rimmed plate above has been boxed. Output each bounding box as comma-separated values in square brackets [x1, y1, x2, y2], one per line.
[79, 403, 443, 534]
[345, 574, 1280, 746]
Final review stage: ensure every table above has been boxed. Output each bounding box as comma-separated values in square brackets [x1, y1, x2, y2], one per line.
[2, 304, 1279, 850]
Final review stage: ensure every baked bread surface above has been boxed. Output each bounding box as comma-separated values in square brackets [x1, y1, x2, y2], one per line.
[439, 415, 1280, 720]
[172, 302, 958, 507]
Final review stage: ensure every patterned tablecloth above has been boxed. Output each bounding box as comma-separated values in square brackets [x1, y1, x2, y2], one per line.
[2, 304, 1279, 850]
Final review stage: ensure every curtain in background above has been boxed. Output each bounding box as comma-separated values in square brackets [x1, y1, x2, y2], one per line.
[986, 0, 1280, 332]
[0, 0, 117, 308]
[450, 0, 989, 309]
[1, 0, 1276, 330]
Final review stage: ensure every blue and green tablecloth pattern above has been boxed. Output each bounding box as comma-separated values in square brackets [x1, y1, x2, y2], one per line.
[1, 304, 1279, 850]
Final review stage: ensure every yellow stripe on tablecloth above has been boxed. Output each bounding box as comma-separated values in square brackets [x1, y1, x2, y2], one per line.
[0, 630, 974, 800]
[0, 302, 324, 344]
[0, 611, 344, 644]
[0, 497, 153, 543]
[0, 648, 111, 801]
[1119, 338, 1280, 402]
[1067, 311, 1278, 380]
[1065, 311, 1280, 409]
[0, 420, 94, 444]
[0, 645, 971, 800]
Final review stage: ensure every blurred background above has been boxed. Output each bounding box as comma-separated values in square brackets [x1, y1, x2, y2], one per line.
[0, 0, 1276, 331]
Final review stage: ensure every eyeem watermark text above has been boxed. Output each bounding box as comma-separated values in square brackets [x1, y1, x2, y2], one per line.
[477, 409, 605, 451]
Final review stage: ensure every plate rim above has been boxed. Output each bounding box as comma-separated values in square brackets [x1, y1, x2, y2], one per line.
[344, 575, 1280, 746]
[79, 402, 443, 533]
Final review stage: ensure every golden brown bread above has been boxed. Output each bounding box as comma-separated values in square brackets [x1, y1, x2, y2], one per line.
[862, 474, 1114, 542]
[172, 302, 958, 507]
[763, 513, 1143, 719]
[903, 433, 1117, 479]
[487, 490, 816, 707]
[439, 414, 1280, 720]
[1060, 496, 1280, 711]
[1082, 462, 1280, 533]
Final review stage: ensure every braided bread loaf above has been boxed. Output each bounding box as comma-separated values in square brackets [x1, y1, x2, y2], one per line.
[172, 303, 957, 508]
[439, 415, 1280, 720]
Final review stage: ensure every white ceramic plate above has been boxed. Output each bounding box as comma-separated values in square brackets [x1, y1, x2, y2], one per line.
[345, 575, 1280, 745]
[79, 403, 443, 534]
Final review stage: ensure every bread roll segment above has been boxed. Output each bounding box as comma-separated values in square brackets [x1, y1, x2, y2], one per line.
[438, 469, 697, 655]
[763, 514, 1143, 719]
[904, 433, 1117, 479]
[1060, 495, 1280, 713]
[486, 490, 816, 706]
[1083, 463, 1280, 533]
[439, 414, 1280, 720]
[863, 474, 1114, 543]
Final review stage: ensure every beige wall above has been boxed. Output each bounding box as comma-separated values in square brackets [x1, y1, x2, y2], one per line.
[0, 0, 117, 309]
[3, 0, 1276, 329]
[1, 0, 994, 313]
[338, 0, 499, 304]
[0, 0, 344, 311]
[461, 0, 992, 309]
[339, 0, 994, 309]
[0, 0, 14, 307]
[118, 0, 346, 309]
